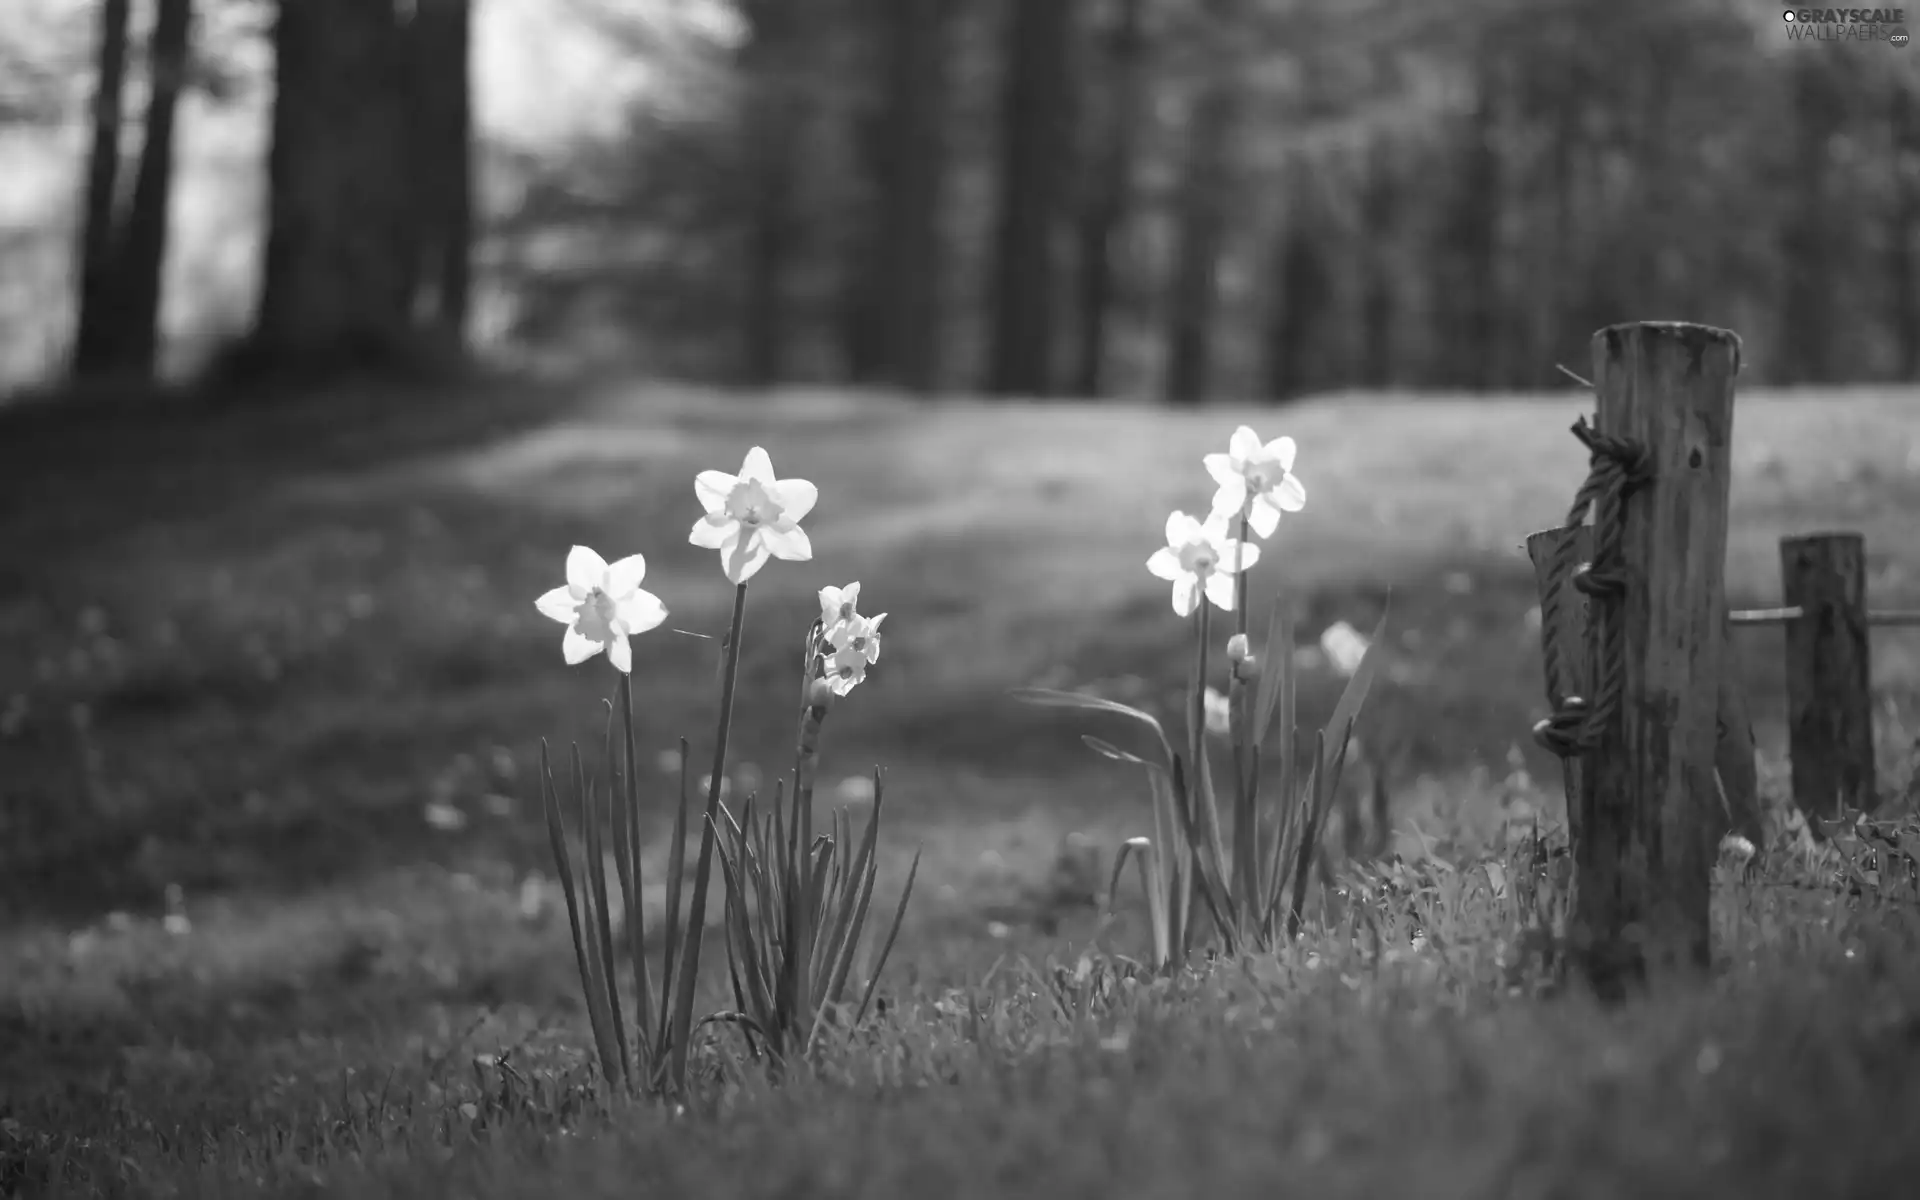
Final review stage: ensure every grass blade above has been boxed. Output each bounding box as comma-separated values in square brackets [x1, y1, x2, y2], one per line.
[852, 847, 920, 1027]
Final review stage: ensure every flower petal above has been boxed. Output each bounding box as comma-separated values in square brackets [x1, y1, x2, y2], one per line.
[1209, 479, 1248, 521]
[562, 625, 603, 664]
[607, 632, 632, 674]
[605, 553, 647, 596]
[739, 446, 776, 484]
[759, 522, 812, 562]
[1275, 473, 1306, 512]
[566, 545, 609, 592]
[1204, 571, 1237, 612]
[690, 514, 734, 549]
[616, 589, 668, 635]
[724, 531, 771, 584]
[1228, 426, 1261, 461]
[1266, 435, 1298, 472]
[1247, 500, 1282, 539]
[1203, 453, 1239, 488]
[1219, 539, 1260, 572]
[534, 586, 579, 624]
[771, 477, 818, 522]
[1165, 510, 1196, 547]
[695, 471, 736, 513]
[1171, 576, 1201, 618]
[1147, 548, 1183, 581]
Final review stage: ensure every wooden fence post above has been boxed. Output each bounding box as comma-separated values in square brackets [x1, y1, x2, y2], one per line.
[1581, 321, 1737, 997]
[1528, 530, 1763, 864]
[1714, 610, 1765, 849]
[1780, 532, 1875, 825]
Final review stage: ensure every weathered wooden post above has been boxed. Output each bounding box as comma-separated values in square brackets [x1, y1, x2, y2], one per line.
[1780, 532, 1875, 825]
[1579, 321, 1737, 997]
[1528, 532, 1763, 863]
[1713, 609, 1765, 849]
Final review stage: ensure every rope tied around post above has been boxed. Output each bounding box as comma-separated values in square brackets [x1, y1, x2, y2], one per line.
[1532, 415, 1652, 758]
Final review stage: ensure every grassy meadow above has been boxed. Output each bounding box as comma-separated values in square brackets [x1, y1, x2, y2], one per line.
[3, 379, 1920, 1197]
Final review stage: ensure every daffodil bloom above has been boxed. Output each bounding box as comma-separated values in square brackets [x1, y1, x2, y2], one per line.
[1204, 425, 1306, 539]
[534, 545, 669, 673]
[824, 642, 874, 697]
[829, 611, 886, 663]
[818, 582, 862, 634]
[691, 446, 817, 584]
[1146, 511, 1258, 617]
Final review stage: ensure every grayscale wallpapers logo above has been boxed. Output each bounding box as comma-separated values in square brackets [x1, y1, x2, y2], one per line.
[1782, 8, 1910, 44]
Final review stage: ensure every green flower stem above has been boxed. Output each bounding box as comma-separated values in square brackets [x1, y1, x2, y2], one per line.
[788, 698, 829, 1033]
[1234, 509, 1253, 639]
[667, 580, 749, 1090]
[1229, 509, 1256, 909]
[1186, 600, 1233, 939]
[617, 669, 654, 1074]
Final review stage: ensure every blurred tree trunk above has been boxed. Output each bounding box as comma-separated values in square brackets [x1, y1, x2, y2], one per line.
[248, 0, 415, 375]
[872, 0, 951, 394]
[1778, 57, 1842, 385]
[740, 0, 804, 387]
[986, 0, 1072, 397]
[1544, 82, 1581, 371]
[405, 0, 472, 347]
[1263, 181, 1328, 403]
[99, 0, 192, 380]
[1890, 81, 1919, 381]
[1161, 1, 1244, 406]
[70, 0, 132, 380]
[1071, 0, 1145, 398]
[1444, 60, 1502, 389]
[1358, 136, 1398, 389]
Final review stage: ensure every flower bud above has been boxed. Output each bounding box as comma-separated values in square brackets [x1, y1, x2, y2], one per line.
[805, 675, 838, 708]
[1225, 633, 1259, 681]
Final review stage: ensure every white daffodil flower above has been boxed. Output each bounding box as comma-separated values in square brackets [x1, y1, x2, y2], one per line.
[534, 545, 668, 673]
[825, 642, 875, 697]
[1204, 425, 1306, 539]
[1146, 511, 1258, 617]
[819, 582, 862, 634]
[690, 446, 817, 584]
[830, 611, 886, 664]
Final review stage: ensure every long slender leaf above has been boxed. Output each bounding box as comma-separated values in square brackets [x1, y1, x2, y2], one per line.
[540, 742, 614, 1082]
[566, 744, 623, 1088]
[852, 846, 920, 1027]
[616, 676, 654, 1072]
[594, 702, 632, 1089]
[1318, 608, 1390, 783]
[1010, 687, 1175, 765]
[655, 738, 693, 1052]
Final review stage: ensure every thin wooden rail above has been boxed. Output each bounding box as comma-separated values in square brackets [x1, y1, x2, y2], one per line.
[1730, 605, 1920, 627]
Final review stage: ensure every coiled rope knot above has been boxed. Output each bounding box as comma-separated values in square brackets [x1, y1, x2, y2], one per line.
[1530, 413, 1652, 760]
[1531, 696, 1590, 757]
[1571, 560, 1627, 599]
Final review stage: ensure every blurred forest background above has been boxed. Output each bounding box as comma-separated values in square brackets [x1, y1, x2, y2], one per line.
[1, 0, 1915, 402]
